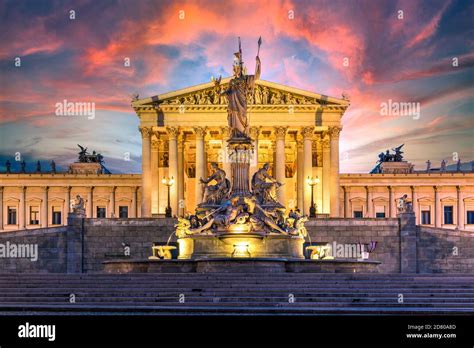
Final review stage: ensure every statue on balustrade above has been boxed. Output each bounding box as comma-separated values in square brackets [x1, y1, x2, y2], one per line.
[200, 162, 231, 205]
[50, 160, 56, 174]
[251, 163, 283, 205]
[72, 195, 86, 216]
[396, 194, 413, 213]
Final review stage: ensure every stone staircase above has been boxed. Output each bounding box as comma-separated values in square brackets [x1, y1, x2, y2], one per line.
[0, 273, 473, 315]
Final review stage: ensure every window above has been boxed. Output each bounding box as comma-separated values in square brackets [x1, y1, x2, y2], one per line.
[119, 206, 128, 218]
[7, 207, 17, 225]
[421, 210, 431, 225]
[375, 205, 386, 219]
[443, 205, 453, 225]
[29, 206, 39, 225]
[353, 211, 363, 218]
[52, 206, 62, 225]
[467, 211, 474, 225]
[97, 206, 106, 218]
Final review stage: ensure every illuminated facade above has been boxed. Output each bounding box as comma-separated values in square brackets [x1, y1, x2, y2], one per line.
[1, 80, 473, 232]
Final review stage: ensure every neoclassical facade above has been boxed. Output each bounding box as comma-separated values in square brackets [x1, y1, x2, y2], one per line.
[1, 79, 473, 232]
[132, 79, 348, 218]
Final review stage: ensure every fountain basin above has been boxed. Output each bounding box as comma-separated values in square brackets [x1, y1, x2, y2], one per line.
[177, 232, 305, 259]
[103, 258, 381, 274]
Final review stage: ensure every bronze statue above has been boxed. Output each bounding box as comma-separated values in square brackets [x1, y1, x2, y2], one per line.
[50, 160, 56, 174]
[200, 163, 230, 205]
[20, 160, 26, 173]
[251, 163, 282, 204]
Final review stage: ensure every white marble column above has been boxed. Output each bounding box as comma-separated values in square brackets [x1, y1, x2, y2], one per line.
[0, 187, 3, 230]
[131, 186, 138, 218]
[434, 186, 441, 227]
[302, 126, 314, 215]
[178, 135, 185, 216]
[65, 186, 71, 214]
[366, 186, 374, 218]
[167, 127, 179, 216]
[151, 136, 160, 215]
[274, 126, 287, 205]
[296, 138, 304, 212]
[322, 132, 331, 214]
[343, 186, 350, 218]
[249, 126, 261, 180]
[109, 186, 116, 218]
[411, 186, 418, 224]
[139, 126, 152, 217]
[194, 127, 206, 206]
[41, 186, 48, 227]
[19, 186, 25, 229]
[388, 186, 394, 218]
[88, 186, 94, 218]
[221, 126, 232, 178]
[328, 126, 341, 217]
[457, 186, 464, 229]
[314, 135, 323, 212]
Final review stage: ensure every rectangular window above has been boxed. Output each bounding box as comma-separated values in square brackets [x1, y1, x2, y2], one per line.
[353, 211, 363, 218]
[443, 205, 453, 225]
[97, 206, 106, 218]
[29, 206, 39, 225]
[52, 206, 62, 225]
[421, 210, 431, 225]
[7, 207, 17, 225]
[467, 211, 474, 225]
[119, 206, 128, 218]
[376, 212, 386, 218]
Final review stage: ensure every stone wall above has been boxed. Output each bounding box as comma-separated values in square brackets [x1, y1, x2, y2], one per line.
[417, 226, 474, 273]
[82, 218, 175, 272]
[306, 218, 400, 273]
[0, 226, 67, 273]
[0, 216, 472, 274]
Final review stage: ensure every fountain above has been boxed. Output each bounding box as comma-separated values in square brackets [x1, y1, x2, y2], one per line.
[103, 38, 381, 274]
[171, 38, 308, 261]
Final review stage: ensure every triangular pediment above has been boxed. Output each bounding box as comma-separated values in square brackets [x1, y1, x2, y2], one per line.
[132, 79, 349, 109]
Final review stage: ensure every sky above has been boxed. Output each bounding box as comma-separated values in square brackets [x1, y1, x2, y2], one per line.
[0, 0, 473, 174]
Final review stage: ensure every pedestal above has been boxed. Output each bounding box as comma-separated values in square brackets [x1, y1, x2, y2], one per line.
[68, 162, 102, 174]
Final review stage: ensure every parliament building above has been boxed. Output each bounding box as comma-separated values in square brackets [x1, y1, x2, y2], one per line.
[1, 79, 473, 232]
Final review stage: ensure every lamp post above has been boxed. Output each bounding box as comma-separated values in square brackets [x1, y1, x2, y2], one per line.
[307, 176, 320, 218]
[162, 176, 175, 218]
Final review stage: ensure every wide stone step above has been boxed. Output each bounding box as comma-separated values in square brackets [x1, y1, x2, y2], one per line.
[1, 275, 472, 281]
[1, 296, 473, 304]
[0, 303, 465, 314]
[1, 297, 473, 306]
[1, 288, 473, 295]
[0, 274, 471, 315]
[1, 284, 472, 291]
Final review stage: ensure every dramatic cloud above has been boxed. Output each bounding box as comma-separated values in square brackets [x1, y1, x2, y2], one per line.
[0, 0, 472, 173]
